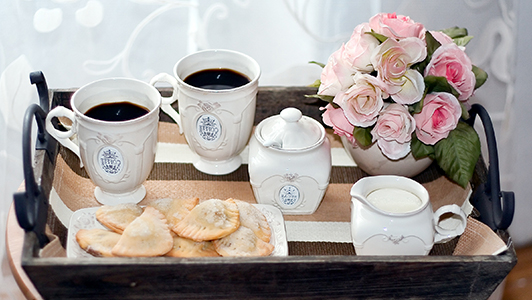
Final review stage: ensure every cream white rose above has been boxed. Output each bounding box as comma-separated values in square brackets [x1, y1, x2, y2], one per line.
[370, 37, 426, 105]
[333, 73, 388, 127]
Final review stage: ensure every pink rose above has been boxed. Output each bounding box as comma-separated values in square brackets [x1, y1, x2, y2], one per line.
[424, 43, 476, 101]
[321, 104, 356, 144]
[428, 30, 454, 45]
[344, 23, 379, 73]
[369, 13, 425, 40]
[414, 92, 462, 145]
[333, 73, 387, 127]
[371, 103, 415, 160]
[318, 44, 355, 96]
[370, 37, 426, 104]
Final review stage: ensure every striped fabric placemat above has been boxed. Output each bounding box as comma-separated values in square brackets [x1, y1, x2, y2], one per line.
[47, 122, 471, 256]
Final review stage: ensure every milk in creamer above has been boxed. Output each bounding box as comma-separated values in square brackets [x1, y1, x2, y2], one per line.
[367, 188, 422, 213]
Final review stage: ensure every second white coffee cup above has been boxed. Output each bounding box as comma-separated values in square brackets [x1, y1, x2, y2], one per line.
[153, 49, 261, 175]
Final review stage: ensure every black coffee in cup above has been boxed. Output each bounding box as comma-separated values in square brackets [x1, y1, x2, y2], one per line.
[184, 68, 250, 90]
[84, 102, 150, 122]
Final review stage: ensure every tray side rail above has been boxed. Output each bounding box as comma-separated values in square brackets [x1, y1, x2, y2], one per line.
[20, 247, 515, 300]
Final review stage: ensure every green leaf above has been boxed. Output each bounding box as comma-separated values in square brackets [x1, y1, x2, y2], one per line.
[308, 79, 321, 88]
[304, 94, 338, 108]
[366, 30, 388, 43]
[309, 61, 325, 68]
[412, 31, 441, 74]
[353, 126, 373, 147]
[440, 27, 468, 39]
[434, 121, 481, 188]
[409, 97, 424, 114]
[459, 101, 470, 120]
[453, 36, 474, 47]
[472, 65, 488, 89]
[411, 134, 435, 159]
[424, 75, 459, 98]
[425, 31, 442, 56]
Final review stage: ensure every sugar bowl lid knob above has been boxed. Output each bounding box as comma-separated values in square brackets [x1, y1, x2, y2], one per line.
[280, 107, 302, 123]
[260, 107, 323, 150]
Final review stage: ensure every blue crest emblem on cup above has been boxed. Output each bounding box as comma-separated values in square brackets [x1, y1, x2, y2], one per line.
[196, 114, 221, 142]
[98, 146, 123, 175]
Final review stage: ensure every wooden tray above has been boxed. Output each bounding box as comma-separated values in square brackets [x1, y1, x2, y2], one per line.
[14, 74, 516, 299]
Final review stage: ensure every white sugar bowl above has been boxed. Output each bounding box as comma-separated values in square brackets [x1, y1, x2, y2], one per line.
[248, 107, 331, 214]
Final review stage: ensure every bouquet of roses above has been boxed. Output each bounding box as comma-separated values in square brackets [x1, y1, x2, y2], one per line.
[309, 12, 487, 188]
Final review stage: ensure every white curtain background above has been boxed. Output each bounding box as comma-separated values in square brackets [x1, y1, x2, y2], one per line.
[1, 0, 529, 298]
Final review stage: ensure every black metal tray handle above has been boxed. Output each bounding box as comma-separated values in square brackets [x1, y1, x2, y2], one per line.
[13, 71, 57, 248]
[467, 103, 515, 231]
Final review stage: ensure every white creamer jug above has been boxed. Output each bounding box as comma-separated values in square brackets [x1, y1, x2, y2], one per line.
[248, 107, 331, 214]
[350, 175, 468, 255]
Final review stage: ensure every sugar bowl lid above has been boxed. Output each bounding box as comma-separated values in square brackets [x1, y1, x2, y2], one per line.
[256, 107, 325, 151]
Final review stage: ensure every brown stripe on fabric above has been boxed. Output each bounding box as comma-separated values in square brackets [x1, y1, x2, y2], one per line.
[288, 242, 356, 256]
[287, 239, 457, 256]
[147, 163, 251, 182]
[331, 166, 366, 184]
[148, 163, 364, 184]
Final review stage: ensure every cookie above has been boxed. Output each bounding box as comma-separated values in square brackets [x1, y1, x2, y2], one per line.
[75, 228, 121, 257]
[165, 236, 220, 258]
[213, 226, 274, 257]
[112, 206, 173, 257]
[172, 198, 240, 242]
[233, 200, 271, 243]
[147, 197, 199, 228]
[95, 203, 143, 234]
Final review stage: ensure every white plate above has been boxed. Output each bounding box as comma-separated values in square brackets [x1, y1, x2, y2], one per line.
[67, 204, 289, 258]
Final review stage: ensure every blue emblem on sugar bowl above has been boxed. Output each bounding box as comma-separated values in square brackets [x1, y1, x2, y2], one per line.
[279, 184, 301, 208]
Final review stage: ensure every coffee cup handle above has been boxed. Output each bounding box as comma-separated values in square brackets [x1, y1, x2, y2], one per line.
[45, 106, 83, 167]
[433, 204, 468, 244]
[150, 73, 183, 134]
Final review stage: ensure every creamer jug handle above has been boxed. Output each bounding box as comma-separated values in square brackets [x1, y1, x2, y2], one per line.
[433, 204, 468, 244]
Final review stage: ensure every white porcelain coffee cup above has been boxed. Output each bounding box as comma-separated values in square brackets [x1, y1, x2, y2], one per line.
[350, 175, 468, 255]
[45, 77, 180, 205]
[152, 49, 260, 175]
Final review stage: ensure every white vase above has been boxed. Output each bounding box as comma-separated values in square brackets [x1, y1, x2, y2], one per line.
[341, 136, 433, 178]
